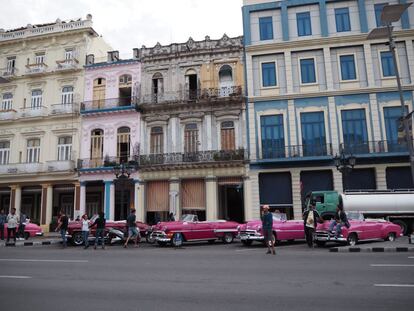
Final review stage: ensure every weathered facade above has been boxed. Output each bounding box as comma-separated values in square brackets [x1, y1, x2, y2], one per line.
[136, 35, 249, 224]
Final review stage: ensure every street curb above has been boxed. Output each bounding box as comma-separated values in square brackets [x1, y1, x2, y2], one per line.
[0, 240, 61, 248]
[330, 246, 414, 253]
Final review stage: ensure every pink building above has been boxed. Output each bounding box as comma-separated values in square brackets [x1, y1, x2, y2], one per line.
[78, 50, 141, 221]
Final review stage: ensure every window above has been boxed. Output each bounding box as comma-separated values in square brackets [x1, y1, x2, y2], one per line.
[64, 49, 74, 61]
[90, 129, 104, 166]
[335, 8, 351, 32]
[221, 121, 235, 151]
[261, 62, 277, 87]
[339, 55, 357, 81]
[185, 69, 198, 100]
[6, 56, 16, 74]
[27, 139, 40, 163]
[117, 127, 130, 163]
[259, 16, 274, 40]
[219, 65, 233, 96]
[301, 112, 326, 156]
[375, 3, 388, 27]
[31, 89, 42, 108]
[119, 74, 132, 85]
[184, 123, 199, 153]
[150, 127, 163, 154]
[260, 115, 285, 159]
[57, 136, 72, 161]
[300, 58, 316, 84]
[1, 93, 13, 110]
[35, 52, 45, 65]
[384, 106, 407, 152]
[341, 109, 369, 154]
[93, 78, 106, 108]
[61, 86, 74, 105]
[0, 141, 10, 165]
[152, 72, 164, 103]
[297, 12, 312, 36]
[380, 51, 395, 77]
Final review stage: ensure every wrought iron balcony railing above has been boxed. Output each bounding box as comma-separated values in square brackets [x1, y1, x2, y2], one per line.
[339, 141, 409, 154]
[261, 144, 333, 159]
[138, 86, 243, 105]
[77, 156, 139, 170]
[138, 149, 247, 167]
[81, 96, 138, 112]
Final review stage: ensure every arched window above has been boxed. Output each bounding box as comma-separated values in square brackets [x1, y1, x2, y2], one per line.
[61, 86, 74, 105]
[184, 123, 199, 153]
[221, 121, 235, 151]
[219, 65, 233, 97]
[150, 126, 163, 154]
[117, 127, 130, 162]
[90, 129, 104, 164]
[119, 74, 132, 85]
[31, 89, 43, 108]
[93, 78, 106, 108]
[1, 93, 13, 110]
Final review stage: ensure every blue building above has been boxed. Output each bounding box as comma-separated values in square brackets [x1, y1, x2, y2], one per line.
[242, 0, 414, 220]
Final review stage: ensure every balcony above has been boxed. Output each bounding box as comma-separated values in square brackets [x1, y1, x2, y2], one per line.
[81, 96, 137, 114]
[77, 156, 138, 171]
[260, 144, 333, 160]
[339, 141, 409, 155]
[0, 160, 75, 175]
[138, 86, 243, 107]
[56, 58, 79, 71]
[20, 106, 48, 118]
[0, 109, 17, 121]
[50, 102, 79, 115]
[138, 149, 247, 168]
[45, 160, 76, 172]
[25, 63, 48, 75]
[0, 67, 18, 79]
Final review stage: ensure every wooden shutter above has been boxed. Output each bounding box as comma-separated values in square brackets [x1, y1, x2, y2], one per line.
[184, 124, 198, 153]
[146, 181, 169, 212]
[221, 121, 235, 150]
[181, 179, 205, 210]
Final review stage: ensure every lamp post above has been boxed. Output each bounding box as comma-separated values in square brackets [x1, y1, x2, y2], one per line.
[113, 163, 132, 220]
[334, 151, 356, 191]
[367, 3, 414, 186]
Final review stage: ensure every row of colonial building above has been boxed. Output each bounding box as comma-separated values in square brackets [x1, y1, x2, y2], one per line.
[1, 0, 414, 231]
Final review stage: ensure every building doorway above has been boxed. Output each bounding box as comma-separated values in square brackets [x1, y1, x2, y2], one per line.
[21, 187, 42, 224]
[114, 179, 133, 221]
[0, 189, 10, 212]
[219, 185, 244, 222]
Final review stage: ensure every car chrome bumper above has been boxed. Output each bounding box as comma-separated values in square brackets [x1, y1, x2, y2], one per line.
[239, 230, 264, 241]
[35, 232, 44, 236]
[151, 231, 171, 243]
[315, 231, 346, 242]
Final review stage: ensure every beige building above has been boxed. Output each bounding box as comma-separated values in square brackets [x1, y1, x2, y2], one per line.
[0, 15, 111, 231]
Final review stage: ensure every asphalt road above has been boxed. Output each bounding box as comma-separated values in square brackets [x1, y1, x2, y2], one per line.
[0, 242, 413, 311]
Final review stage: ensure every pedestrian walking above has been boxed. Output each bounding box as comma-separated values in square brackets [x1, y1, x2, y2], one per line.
[328, 205, 350, 239]
[0, 208, 6, 241]
[90, 212, 106, 249]
[81, 214, 90, 249]
[168, 212, 175, 222]
[260, 205, 275, 255]
[17, 212, 27, 240]
[303, 201, 322, 248]
[55, 210, 69, 248]
[6, 208, 19, 244]
[124, 209, 140, 248]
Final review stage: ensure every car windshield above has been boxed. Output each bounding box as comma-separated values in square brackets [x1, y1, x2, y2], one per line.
[272, 213, 287, 221]
[346, 212, 364, 221]
[181, 214, 197, 222]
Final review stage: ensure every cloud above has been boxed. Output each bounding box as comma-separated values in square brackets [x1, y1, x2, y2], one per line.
[0, 0, 243, 58]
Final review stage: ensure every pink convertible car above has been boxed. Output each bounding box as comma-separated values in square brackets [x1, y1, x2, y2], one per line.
[150, 214, 240, 246]
[314, 212, 403, 246]
[238, 212, 304, 246]
[3, 221, 43, 240]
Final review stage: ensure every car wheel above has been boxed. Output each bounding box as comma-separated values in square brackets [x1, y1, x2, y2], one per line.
[315, 241, 326, 247]
[171, 233, 183, 247]
[71, 232, 84, 246]
[222, 233, 234, 244]
[146, 234, 156, 244]
[241, 240, 253, 246]
[347, 233, 358, 246]
[208, 239, 215, 244]
[24, 232, 30, 240]
[387, 232, 396, 242]
[392, 220, 407, 236]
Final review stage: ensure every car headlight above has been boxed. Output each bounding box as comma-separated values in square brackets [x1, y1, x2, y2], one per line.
[237, 225, 240, 231]
[256, 225, 262, 231]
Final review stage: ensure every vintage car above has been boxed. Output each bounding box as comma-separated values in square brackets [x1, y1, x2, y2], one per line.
[314, 212, 403, 246]
[238, 212, 304, 246]
[150, 214, 240, 246]
[66, 215, 149, 246]
[3, 221, 43, 240]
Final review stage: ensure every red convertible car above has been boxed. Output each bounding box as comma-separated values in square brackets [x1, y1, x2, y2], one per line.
[150, 214, 240, 246]
[314, 212, 403, 246]
[67, 215, 149, 246]
[3, 221, 43, 240]
[238, 212, 304, 246]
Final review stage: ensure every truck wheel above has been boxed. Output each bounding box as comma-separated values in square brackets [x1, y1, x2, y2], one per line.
[387, 232, 396, 242]
[222, 233, 234, 244]
[392, 220, 407, 235]
[241, 240, 253, 246]
[347, 233, 358, 246]
[71, 232, 84, 246]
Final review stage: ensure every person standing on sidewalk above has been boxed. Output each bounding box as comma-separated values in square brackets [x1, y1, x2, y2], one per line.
[17, 212, 27, 240]
[0, 209, 6, 241]
[6, 208, 19, 244]
[124, 209, 139, 248]
[55, 210, 69, 248]
[90, 212, 106, 250]
[260, 205, 275, 255]
[81, 214, 90, 249]
[303, 201, 321, 248]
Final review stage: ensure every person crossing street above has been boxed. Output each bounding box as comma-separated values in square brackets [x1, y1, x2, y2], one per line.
[124, 209, 140, 248]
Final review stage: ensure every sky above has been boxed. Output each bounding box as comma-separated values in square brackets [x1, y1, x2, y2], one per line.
[0, 0, 244, 58]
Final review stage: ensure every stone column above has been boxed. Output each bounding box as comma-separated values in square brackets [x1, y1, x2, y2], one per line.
[333, 169, 343, 193]
[46, 184, 53, 225]
[205, 176, 217, 221]
[10, 185, 21, 214]
[73, 182, 81, 219]
[328, 97, 339, 152]
[249, 172, 260, 220]
[363, 43, 375, 87]
[287, 99, 297, 148]
[284, 51, 293, 94]
[291, 170, 302, 220]
[103, 180, 114, 220]
[137, 181, 146, 222]
[323, 47, 334, 90]
[243, 176, 252, 221]
[369, 93, 382, 142]
[169, 178, 180, 219]
[40, 184, 48, 225]
[79, 182, 86, 216]
[376, 166, 387, 190]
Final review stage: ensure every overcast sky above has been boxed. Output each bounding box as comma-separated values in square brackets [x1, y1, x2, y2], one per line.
[0, 0, 244, 58]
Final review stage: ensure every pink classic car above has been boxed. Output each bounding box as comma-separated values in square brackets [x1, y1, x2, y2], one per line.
[150, 214, 240, 246]
[3, 221, 43, 240]
[314, 212, 403, 246]
[238, 213, 304, 246]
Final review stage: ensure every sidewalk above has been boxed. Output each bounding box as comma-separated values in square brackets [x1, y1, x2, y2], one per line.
[0, 232, 62, 248]
[330, 236, 414, 252]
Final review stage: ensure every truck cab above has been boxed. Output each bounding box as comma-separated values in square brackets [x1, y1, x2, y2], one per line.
[304, 190, 339, 218]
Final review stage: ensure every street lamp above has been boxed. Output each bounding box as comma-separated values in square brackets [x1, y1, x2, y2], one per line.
[367, 3, 414, 186]
[113, 163, 132, 220]
[334, 151, 356, 191]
